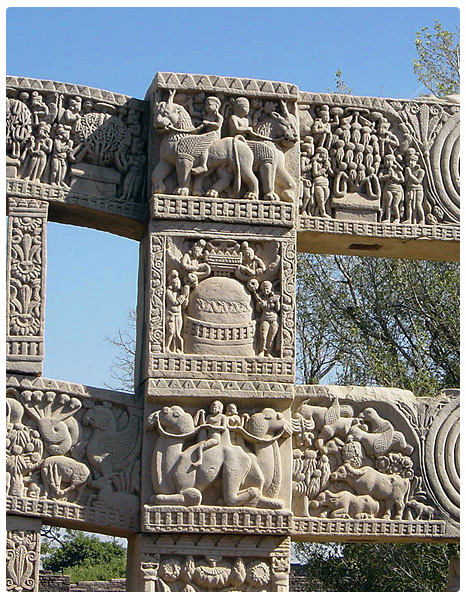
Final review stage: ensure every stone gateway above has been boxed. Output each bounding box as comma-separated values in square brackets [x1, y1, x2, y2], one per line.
[6, 72, 459, 592]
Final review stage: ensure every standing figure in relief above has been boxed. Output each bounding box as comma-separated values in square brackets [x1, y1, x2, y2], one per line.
[300, 141, 314, 214]
[165, 269, 190, 353]
[403, 148, 425, 224]
[311, 105, 333, 149]
[379, 154, 405, 223]
[23, 122, 52, 183]
[251, 280, 281, 357]
[311, 147, 333, 218]
[50, 124, 74, 187]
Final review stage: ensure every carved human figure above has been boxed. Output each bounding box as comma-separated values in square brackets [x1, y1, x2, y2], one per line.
[311, 105, 333, 149]
[403, 148, 425, 224]
[50, 125, 73, 187]
[180, 239, 211, 285]
[165, 269, 190, 353]
[197, 400, 228, 457]
[23, 123, 52, 183]
[251, 280, 280, 357]
[228, 97, 254, 137]
[299, 142, 314, 214]
[119, 138, 146, 201]
[190, 96, 224, 175]
[235, 241, 266, 281]
[29, 91, 49, 126]
[379, 153, 404, 222]
[311, 147, 332, 218]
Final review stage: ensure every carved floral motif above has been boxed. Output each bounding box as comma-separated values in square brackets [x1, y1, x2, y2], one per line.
[6, 529, 40, 592]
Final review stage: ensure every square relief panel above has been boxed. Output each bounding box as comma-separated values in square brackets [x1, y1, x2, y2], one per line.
[147, 72, 300, 225]
[141, 396, 293, 535]
[141, 224, 296, 383]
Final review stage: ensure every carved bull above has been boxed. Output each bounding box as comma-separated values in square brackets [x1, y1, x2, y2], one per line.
[330, 463, 410, 520]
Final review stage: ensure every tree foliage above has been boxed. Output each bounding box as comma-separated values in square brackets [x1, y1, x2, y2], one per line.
[41, 529, 126, 584]
[296, 255, 459, 396]
[295, 542, 458, 592]
[414, 19, 460, 97]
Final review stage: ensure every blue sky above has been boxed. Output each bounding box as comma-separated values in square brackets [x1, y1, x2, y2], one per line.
[6, 6, 460, 390]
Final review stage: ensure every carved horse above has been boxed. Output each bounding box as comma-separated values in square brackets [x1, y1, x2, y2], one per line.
[151, 95, 259, 199]
[246, 107, 299, 202]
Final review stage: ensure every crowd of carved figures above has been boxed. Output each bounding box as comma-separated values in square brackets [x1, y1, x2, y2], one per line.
[292, 395, 436, 521]
[146, 401, 291, 509]
[299, 101, 458, 224]
[164, 237, 283, 358]
[6, 388, 141, 513]
[151, 90, 299, 202]
[6, 88, 146, 200]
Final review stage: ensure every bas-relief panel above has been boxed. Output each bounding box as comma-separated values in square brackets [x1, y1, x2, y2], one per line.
[129, 533, 290, 592]
[6, 77, 149, 233]
[143, 226, 296, 383]
[6, 376, 142, 535]
[291, 386, 459, 540]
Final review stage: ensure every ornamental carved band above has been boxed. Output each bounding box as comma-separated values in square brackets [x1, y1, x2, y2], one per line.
[5, 72, 459, 592]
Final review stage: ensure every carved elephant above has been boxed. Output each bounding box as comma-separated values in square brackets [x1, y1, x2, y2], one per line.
[148, 405, 288, 509]
[41, 455, 90, 503]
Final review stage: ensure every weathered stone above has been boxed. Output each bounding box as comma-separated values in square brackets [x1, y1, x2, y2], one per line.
[5, 71, 460, 592]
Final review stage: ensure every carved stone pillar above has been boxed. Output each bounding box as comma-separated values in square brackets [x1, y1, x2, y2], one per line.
[129, 72, 300, 591]
[6, 515, 42, 592]
[6, 197, 48, 375]
[127, 534, 290, 592]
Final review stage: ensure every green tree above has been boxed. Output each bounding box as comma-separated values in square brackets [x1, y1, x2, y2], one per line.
[414, 19, 460, 97]
[295, 542, 458, 592]
[41, 529, 126, 584]
[297, 255, 460, 395]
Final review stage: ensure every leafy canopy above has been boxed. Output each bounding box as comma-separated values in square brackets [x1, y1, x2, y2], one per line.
[414, 19, 460, 97]
[295, 542, 459, 592]
[41, 529, 126, 584]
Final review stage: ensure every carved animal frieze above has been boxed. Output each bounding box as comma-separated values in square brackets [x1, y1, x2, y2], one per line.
[151, 86, 299, 203]
[145, 401, 291, 509]
[291, 388, 458, 529]
[5, 381, 142, 521]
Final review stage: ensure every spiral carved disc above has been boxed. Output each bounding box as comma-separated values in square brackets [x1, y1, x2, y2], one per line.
[424, 398, 460, 521]
[430, 110, 460, 223]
